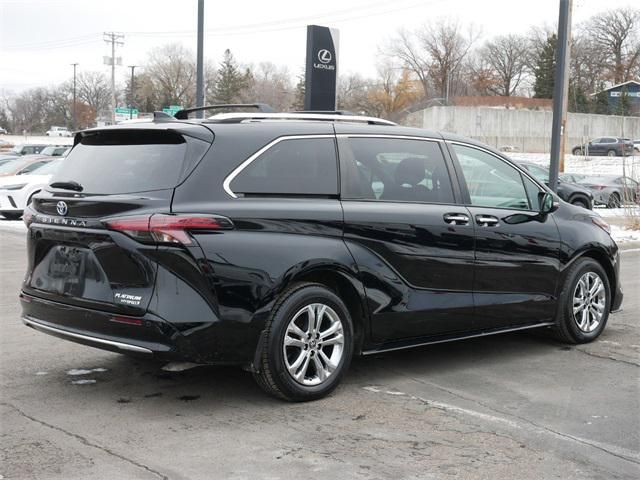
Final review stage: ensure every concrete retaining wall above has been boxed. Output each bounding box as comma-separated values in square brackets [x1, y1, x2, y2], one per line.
[405, 107, 640, 153]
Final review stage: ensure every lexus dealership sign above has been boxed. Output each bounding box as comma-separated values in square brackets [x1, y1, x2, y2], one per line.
[304, 25, 339, 111]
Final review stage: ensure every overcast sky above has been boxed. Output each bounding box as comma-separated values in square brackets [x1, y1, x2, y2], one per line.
[0, 0, 635, 93]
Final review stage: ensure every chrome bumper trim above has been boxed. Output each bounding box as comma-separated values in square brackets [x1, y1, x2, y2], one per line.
[22, 317, 153, 354]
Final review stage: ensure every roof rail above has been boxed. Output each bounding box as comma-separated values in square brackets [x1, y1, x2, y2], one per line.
[175, 103, 275, 120]
[204, 112, 397, 126]
[291, 110, 355, 115]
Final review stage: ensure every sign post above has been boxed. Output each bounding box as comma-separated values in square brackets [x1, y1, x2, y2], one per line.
[114, 107, 138, 123]
[304, 25, 339, 111]
[162, 105, 183, 117]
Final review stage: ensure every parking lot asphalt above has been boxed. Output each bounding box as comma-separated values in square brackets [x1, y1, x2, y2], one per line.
[0, 228, 638, 480]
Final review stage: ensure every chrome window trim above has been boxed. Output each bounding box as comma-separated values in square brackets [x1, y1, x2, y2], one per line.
[336, 134, 443, 142]
[223, 134, 335, 198]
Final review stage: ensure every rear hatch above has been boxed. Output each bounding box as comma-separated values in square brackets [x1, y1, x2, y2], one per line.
[23, 126, 213, 315]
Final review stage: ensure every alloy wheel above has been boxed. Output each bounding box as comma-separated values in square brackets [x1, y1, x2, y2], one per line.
[572, 272, 606, 333]
[283, 303, 345, 386]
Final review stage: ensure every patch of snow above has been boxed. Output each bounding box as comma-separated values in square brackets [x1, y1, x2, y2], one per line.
[0, 219, 26, 232]
[35, 371, 48, 376]
[610, 225, 640, 243]
[509, 153, 640, 179]
[66, 368, 107, 376]
[595, 207, 640, 218]
[71, 379, 97, 385]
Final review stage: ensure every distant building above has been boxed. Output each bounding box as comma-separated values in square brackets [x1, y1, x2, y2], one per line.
[593, 80, 640, 116]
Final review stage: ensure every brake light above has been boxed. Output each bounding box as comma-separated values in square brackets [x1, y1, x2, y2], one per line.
[103, 214, 233, 245]
[593, 185, 606, 190]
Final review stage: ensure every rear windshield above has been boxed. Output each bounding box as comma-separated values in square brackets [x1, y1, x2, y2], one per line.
[50, 130, 208, 194]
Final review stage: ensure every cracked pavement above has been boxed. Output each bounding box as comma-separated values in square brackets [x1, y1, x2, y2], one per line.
[0, 229, 638, 479]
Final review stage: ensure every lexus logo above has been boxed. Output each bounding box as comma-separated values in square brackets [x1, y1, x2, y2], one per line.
[317, 49, 332, 64]
[56, 201, 68, 216]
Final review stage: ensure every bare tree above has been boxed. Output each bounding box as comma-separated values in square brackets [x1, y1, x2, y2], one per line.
[144, 43, 196, 108]
[386, 19, 479, 101]
[585, 7, 640, 84]
[385, 29, 432, 97]
[76, 71, 111, 119]
[479, 34, 529, 96]
[417, 19, 480, 100]
[243, 62, 293, 111]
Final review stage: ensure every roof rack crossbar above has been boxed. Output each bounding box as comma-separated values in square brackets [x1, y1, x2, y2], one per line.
[204, 112, 397, 126]
[175, 103, 275, 120]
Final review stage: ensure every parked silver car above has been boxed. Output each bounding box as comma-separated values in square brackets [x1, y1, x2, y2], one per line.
[577, 175, 640, 208]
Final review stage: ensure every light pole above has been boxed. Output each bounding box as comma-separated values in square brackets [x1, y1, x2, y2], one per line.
[71, 63, 78, 130]
[128, 65, 137, 119]
[195, 0, 204, 118]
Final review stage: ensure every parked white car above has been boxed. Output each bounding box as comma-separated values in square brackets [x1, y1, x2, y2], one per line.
[46, 126, 73, 137]
[0, 159, 62, 220]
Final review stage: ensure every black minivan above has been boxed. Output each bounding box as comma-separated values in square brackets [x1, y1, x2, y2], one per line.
[20, 108, 623, 401]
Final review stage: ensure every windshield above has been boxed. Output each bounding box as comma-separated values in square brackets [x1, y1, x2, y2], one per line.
[40, 146, 61, 155]
[525, 164, 550, 183]
[0, 158, 23, 174]
[29, 159, 62, 175]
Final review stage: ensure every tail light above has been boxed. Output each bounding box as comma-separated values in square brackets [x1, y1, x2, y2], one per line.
[592, 185, 606, 190]
[103, 214, 233, 245]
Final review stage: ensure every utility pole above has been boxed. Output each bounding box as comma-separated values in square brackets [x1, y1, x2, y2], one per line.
[71, 63, 78, 131]
[195, 0, 205, 118]
[128, 65, 137, 119]
[104, 32, 124, 124]
[548, 0, 573, 193]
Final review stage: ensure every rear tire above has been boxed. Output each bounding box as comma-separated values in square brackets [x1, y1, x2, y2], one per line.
[607, 193, 621, 208]
[253, 283, 354, 401]
[552, 258, 610, 344]
[607, 149, 616, 157]
[1, 212, 22, 220]
[572, 147, 583, 156]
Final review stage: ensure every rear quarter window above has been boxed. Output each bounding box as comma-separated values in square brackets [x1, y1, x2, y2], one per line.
[229, 137, 338, 196]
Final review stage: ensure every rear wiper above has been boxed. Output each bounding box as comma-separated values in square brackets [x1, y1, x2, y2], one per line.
[50, 180, 83, 192]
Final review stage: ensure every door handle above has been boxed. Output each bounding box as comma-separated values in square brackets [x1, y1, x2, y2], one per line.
[476, 215, 499, 226]
[443, 213, 470, 225]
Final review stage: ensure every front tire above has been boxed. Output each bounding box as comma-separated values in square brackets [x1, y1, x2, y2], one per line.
[572, 147, 583, 156]
[607, 149, 617, 157]
[570, 197, 589, 209]
[552, 258, 610, 344]
[253, 283, 354, 401]
[1, 212, 22, 220]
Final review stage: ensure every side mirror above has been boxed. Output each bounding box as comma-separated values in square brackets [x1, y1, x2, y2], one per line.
[539, 192, 558, 214]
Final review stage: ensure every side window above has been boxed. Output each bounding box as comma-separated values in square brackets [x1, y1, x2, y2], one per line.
[523, 176, 543, 211]
[591, 138, 602, 144]
[452, 144, 530, 211]
[229, 138, 338, 196]
[340, 137, 455, 204]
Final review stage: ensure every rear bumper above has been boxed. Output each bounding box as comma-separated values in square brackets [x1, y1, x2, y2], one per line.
[23, 316, 153, 355]
[20, 292, 187, 361]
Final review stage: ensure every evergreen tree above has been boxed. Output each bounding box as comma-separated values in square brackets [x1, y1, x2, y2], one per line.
[568, 83, 589, 113]
[212, 49, 249, 104]
[533, 34, 557, 99]
[293, 73, 305, 111]
[616, 87, 631, 116]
